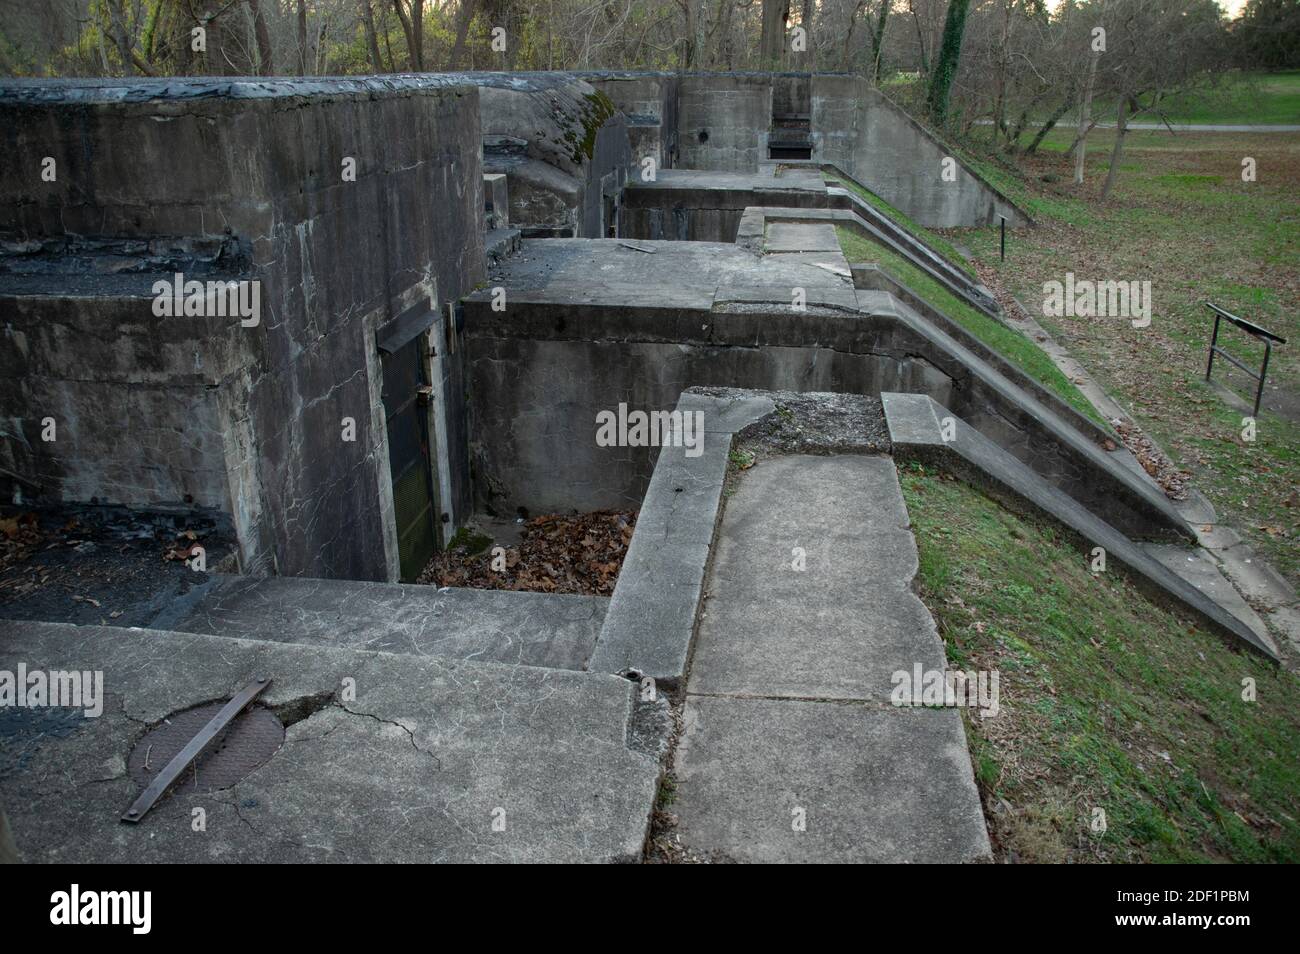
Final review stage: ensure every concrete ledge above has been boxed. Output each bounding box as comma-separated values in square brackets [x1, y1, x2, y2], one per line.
[588, 391, 775, 688]
[0, 620, 668, 862]
[883, 392, 1278, 662]
[853, 262, 1113, 446]
[735, 203, 997, 319]
[467, 239, 1190, 541]
[148, 576, 606, 671]
[884, 304, 1192, 543]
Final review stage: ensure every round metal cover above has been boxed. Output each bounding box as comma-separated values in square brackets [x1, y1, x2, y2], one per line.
[128, 701, 284, 796]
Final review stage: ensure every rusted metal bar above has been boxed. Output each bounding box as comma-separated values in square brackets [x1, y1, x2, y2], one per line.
[121, 678, 271, 824]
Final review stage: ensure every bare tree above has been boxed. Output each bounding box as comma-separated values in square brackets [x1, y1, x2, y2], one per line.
[760, 0, 788, 68]
[247, 0, 274, 74]
[391, 0, 425, 70]
[1094, 0, 1227, 199]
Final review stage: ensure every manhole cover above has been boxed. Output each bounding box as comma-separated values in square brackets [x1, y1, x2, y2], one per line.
[127, 701, 284, 797]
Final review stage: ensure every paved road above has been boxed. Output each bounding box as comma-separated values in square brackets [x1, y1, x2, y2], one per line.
[1098, 122, 1300, 132]
[976, 119, 1299, 133]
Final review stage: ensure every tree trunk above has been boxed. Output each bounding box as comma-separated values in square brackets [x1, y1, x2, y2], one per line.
[448, 0, 476, 69]
[677, 0, 697, 69]
[1074, 47, 1098, 184]
[714, 0, 733, 69]
[801, 0, 814, 65]
[841, 2, 860, 72]
[105, 0, 156, 75]
[869, 0, 890, 80]
[1025, 97, 1073, 155]
[909, 0, 930, 74]
[391, 0, 424, 71]
[297, 0, 309, 74]
[1099, 95, 1130, 202]
[760, 0, 789, 69]
[993, 0, 1014, 143]
[247, 0, 274, 75]
[360, 0, 384, 72]
[925, 0, 971, 125]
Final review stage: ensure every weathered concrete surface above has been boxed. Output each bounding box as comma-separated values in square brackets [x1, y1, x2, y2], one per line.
[1140, 544, 1272, 646]
[621, 169, 830, 242]
[589, 391, 773, 687]
[674, 697, 990, 863]
[466, 238, 1190, 544]
[765, 221, 842, 254]
[0, 621, 666, 863]
[0, 77, 486, 582]
[689, 455, 947, 701]
[673, 453, 990, 863]
[810, 75, 1029, 228]
[150, 575, 606, 671]
[883, 392, 1279, 661]
[478, 75, 629, 237]
[676, 74, 772, 172]
[579, 72, 679, 172]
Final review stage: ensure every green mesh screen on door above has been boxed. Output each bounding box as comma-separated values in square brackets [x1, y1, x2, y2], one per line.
[381, 334, 439, 582]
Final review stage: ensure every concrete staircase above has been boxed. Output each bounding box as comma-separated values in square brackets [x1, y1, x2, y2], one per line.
[768, 112, 812, 160]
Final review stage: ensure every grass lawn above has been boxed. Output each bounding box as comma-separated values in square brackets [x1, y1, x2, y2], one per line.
[900, 463, 1300, 863]
[834, 224, 1105, 426]
[823, 171, 978, 278]
[955, 126, 1300, 585]
[1156, 71, 1300, 126]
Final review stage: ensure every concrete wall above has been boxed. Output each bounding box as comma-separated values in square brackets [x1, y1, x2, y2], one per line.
[811, 75, 1028, 228]
[580, 72, 680, 175]
[478, 75, 631, 237]
[677, 75, 772, 173]
[0, 76, 485, 581]
[466, 313, 950, 516]
[463, 293, 1182, 541]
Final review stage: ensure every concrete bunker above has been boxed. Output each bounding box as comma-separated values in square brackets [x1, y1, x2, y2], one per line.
[0, 66, 1284, 867]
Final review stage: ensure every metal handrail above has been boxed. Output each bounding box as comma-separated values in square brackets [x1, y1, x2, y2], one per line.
[1204, 302, 1287, 417]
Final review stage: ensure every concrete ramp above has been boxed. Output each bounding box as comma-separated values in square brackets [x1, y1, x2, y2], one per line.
[672, 454, 991, 863]
[883, 391, 1279, 662]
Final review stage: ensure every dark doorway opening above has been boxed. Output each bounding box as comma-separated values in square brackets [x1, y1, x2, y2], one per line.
[381, 335, 439, 581]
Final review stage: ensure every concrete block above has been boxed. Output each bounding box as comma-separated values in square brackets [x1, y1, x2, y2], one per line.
[0, 620, 664, 863]
[149, 575, 607, 670]
[674, 695, 991, 863]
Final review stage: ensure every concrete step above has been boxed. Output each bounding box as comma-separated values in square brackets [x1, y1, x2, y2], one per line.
[485, 227, 522, 265]
[148, 574, 606, 670]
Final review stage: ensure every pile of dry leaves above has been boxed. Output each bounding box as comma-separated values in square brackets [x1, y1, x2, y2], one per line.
[0, 512, 43, 577]
[1111, 418, 1191, 501]
[418, 510, 636, 596]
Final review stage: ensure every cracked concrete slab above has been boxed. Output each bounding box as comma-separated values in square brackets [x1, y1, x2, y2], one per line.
[674, 693, 990, 863]
[149, 576, 605, 670]
[690, 455, 947, 701]
[0, 620, 665, 863]
[672, 450, 989, 863]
